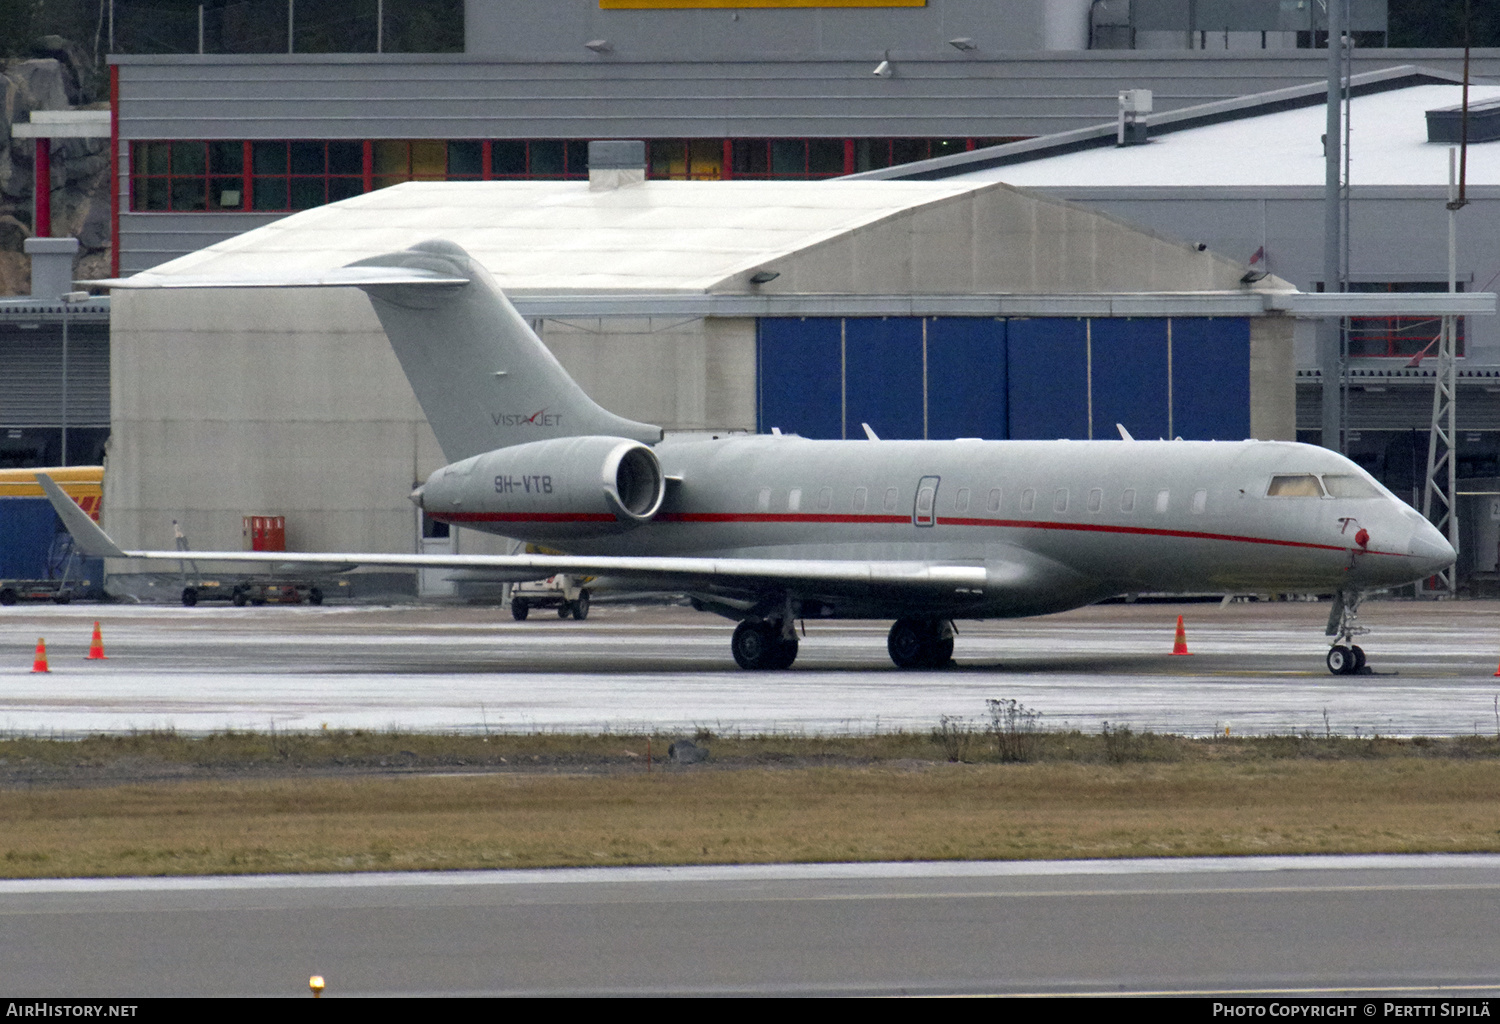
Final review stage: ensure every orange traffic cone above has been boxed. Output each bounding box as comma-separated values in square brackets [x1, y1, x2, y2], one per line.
[31, 638, 49, 673]
[1170, 615, 1192, 656]
[1492, 657, 1500, 678]
[86, 622, 106, 660]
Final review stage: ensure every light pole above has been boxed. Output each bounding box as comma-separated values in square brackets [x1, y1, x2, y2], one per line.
[59, 290, 88, 467]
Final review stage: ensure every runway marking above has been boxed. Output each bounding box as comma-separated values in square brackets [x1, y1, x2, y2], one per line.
[973, 983, 1500, 998]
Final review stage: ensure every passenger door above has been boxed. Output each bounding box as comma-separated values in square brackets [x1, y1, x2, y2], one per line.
[913, 476, 940, 527]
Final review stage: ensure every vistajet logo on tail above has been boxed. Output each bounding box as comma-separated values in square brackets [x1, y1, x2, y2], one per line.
[492, 408, 562, 427]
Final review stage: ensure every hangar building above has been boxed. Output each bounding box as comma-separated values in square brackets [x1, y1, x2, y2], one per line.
[104, 166, 1302, 591]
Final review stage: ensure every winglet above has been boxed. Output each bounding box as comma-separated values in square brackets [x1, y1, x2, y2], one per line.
[36, 474, 127, 558]
[1117, 423, 1135, 441]
[862, 423, 880, 441]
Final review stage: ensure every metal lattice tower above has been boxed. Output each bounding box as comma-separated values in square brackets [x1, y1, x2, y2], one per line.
[1421, 146, 1465, 596]
[1421, 314, 1458, 595]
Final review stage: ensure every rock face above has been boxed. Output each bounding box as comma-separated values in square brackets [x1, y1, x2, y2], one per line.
[0, 52, 112, 296]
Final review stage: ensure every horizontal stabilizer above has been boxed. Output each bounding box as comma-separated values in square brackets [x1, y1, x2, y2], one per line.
[82, 266, 469, 290]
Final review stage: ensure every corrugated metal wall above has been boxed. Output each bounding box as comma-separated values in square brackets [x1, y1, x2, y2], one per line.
[758, 316, 1250, 442]
[0, 326, 112, 427]
[115, 51, 1500, 142]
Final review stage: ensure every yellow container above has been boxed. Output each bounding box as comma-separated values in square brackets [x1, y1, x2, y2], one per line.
[0, 466, 104, 521]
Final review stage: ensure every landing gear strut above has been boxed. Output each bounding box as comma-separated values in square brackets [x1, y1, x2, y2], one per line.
[732, 619, 799, 670]
[1325, 589, 1369, 676]
[887, 618, 955, 669]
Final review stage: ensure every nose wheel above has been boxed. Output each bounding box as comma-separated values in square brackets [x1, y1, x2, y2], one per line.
[1325, 589, 1371, 675]
[1325, 644, 1366, 675]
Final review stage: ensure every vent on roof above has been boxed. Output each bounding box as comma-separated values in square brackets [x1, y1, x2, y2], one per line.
[1426, 97, 1500, 144]
[1117, 89, 1151, 147]
[588, 140, 645, 191]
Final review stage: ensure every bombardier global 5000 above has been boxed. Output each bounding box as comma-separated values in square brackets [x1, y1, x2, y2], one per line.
[47, 240, 1455, 674]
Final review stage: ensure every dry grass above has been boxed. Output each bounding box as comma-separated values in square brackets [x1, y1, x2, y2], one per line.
[2, 758, 1499, 878]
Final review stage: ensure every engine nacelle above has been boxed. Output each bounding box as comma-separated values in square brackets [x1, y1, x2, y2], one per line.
[417, 435, 665, 540]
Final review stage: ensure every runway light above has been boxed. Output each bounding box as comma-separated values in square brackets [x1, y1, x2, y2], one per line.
[309, 975, 325, 998]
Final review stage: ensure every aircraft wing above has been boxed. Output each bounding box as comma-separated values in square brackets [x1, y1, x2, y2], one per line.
[37, 474, 986, 597]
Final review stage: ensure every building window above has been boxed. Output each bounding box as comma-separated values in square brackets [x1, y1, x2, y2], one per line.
[491, 140, 590, 179]
[131, 141, 249, 211]
[252, 140, 365, 210]
[128, 136, 1030, 212]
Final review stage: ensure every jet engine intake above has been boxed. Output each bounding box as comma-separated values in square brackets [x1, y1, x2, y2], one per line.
[421, 435, 665, 540]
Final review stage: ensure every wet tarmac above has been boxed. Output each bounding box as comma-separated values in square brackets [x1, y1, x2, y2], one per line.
[1, 599, 1498, 737]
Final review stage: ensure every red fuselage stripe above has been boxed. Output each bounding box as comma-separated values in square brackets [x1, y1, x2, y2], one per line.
[434, 510, 1404, 557]
[438, 512, 616, 523]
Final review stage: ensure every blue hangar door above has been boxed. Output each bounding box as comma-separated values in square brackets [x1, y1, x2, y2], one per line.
[757, 316, 1249, 441]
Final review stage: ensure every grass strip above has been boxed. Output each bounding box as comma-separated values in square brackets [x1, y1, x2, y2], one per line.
[2, 759, 1499, 878]
[3, 728, 1498, 770]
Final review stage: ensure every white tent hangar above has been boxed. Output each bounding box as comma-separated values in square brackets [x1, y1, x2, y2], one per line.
[108, 173, 1316, 589]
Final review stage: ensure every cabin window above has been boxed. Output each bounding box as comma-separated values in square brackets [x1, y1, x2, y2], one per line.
[1054, 488, 1069, 513]
[817, 486, 832, 511]
[1267, 474, 1325, 498]
[987, 488, 1002, 513]
[1121, 489, 1136, 513]
[883, 487, 899, 512]
[955, 488, 970, 513]
[1192, 489, 1208, 514]
[757, 487, 771, 511]
[788, 488, 802, 512]
[1155, 489, 1170, 513]
[1020, 488, 1036, 513]
[853, 487, 867, 512]
[1087, 488, 1102, 513]
[1322, 474, 1381, 499]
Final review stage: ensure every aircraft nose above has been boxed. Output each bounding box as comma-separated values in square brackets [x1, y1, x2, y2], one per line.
[409, 485, 426, 509]
[1406, 517, 1455, 575]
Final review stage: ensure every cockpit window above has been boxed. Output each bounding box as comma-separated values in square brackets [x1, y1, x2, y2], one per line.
[1267, 474, 1325, 498]
[1321, 474, 1381, 499]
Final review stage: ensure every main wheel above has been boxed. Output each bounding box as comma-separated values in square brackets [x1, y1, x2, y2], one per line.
[888, 618, 931, 669]
[308, 587, 324, 606]
[927, 635, 954, 667]
[511, 599, 530, 621]
[732, 620, 782, 670]
[572, 590, 590, 620]
[182, 587, 198, 607]
[1351, 645, 1366, 672]
[1326, 645, 1355, 675]
[767, 634, 799, 670]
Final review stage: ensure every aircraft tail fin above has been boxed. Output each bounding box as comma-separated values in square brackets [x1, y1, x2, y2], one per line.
[345, 240, 662, 462]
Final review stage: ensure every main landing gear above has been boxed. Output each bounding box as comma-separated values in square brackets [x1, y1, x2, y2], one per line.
[1325, 589, 1370, 676]
[731, 619, 799, 670]
[887, 618, 956, 670]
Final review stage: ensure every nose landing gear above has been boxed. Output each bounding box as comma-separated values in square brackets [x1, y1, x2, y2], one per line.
[1325, 589, 1370, 675]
